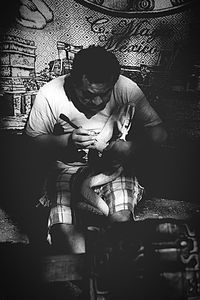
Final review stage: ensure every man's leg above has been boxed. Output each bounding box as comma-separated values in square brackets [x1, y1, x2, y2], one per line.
[50, 223, 85, 253]
[97, 172, 144, 223]
[46, 162, 86, 253]
[108, 210, 133, 223]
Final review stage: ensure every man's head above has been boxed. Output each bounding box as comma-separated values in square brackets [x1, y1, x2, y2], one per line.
[70, 46, 121, 117]
[71, 45, 121, 86]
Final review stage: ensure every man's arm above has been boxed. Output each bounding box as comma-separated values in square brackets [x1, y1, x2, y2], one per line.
[128, 91, 168, 153]
[101, 97, 168, 165]
[23, 132, 71, 164]
[27, 132, 70, 153]
[24, 127, 98, 161]
[24, 86, 97, 161]
[144, 123, 168, 145]
[101, 123, 167, 165]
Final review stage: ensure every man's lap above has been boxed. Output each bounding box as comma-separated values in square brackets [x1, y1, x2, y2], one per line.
[43, 160, 144, 230]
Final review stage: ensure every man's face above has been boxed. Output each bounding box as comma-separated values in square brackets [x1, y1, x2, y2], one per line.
[75, 75, 114, 116]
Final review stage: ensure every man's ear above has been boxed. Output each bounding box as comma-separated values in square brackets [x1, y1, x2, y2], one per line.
[82, 74, 87, 81]
[82, 74, 89, 84]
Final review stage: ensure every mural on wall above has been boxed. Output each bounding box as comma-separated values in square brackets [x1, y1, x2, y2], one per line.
[16, 0, 54, 29]
[74, 0, 197, 17]
[0, 0, 199, 131]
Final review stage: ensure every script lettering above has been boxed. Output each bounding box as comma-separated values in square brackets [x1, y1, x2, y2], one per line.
[87, 17, 171, 55]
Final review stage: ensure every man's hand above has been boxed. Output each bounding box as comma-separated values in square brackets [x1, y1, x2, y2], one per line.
[102, 139, 133, 164]
[71, 127, 97, 149]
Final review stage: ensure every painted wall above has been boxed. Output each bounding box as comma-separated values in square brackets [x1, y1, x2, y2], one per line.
[1, 0, 198, 73]
[0, 0, 199, 133]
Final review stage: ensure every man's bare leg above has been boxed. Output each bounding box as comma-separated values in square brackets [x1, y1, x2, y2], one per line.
[50, 224, 86, 253]
[108, 210, 133, 223]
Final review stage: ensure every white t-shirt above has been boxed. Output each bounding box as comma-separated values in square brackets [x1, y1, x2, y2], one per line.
[25, 74, 162, 137]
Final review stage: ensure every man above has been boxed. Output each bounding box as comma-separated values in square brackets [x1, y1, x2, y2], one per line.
[25, 46, 167, 253]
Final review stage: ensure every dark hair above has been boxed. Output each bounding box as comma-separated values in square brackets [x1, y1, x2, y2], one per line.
[70, 45, 121, 86]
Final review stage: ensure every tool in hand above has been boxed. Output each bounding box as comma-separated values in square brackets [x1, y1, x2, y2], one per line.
[59, 113, 79, 129]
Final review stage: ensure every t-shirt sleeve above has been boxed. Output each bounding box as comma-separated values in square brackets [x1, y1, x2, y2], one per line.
[124, 78, 162, 127]
[25, 89, 57, 137]
[134, 93, 162, 127]
[115, 76, 162, 127]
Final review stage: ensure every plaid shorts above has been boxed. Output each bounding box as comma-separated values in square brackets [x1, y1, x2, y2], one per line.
[40, 161, 144, 232]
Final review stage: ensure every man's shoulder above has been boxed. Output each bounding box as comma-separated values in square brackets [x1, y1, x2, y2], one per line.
[116, 74, 138, 88]
[40, 75, 67, 94]
[114, 75, 140, 96]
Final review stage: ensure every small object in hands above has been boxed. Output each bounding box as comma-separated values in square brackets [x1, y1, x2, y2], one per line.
[60, 114, 98, 137]
[59, 113, 79, 129]
[59, 113, 97, 161]
[119, 104, 134, 141]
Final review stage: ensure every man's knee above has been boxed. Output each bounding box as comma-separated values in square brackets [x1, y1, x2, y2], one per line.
[50, 223, 72, 244]
[50, 223, 86, 253]
[108, 209, 133, 223]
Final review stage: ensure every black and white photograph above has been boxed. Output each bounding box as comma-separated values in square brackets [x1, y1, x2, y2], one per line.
[0, 0, 200, 299]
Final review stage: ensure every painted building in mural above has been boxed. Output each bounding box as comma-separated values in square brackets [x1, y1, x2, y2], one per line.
[0, 0, 199, 128]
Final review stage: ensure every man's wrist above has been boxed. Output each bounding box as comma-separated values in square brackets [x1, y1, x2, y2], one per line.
[101, 140, 133, 164]
[68, 132, 74, 147]
[67, 131, 78, 151]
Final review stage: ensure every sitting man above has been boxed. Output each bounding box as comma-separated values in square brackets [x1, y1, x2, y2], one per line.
[25, 46, 167, 253]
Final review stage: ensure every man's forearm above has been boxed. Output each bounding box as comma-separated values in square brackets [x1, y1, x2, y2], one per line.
[144, 124, 168, 145]
[34, 133, 71, 149]
[126, 124, 167, 160]
[25, 132, 73, 160]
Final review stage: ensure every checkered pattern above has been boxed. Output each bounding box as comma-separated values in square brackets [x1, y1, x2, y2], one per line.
[95, 172, 144, 215]
[41, 160, 144, 236]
